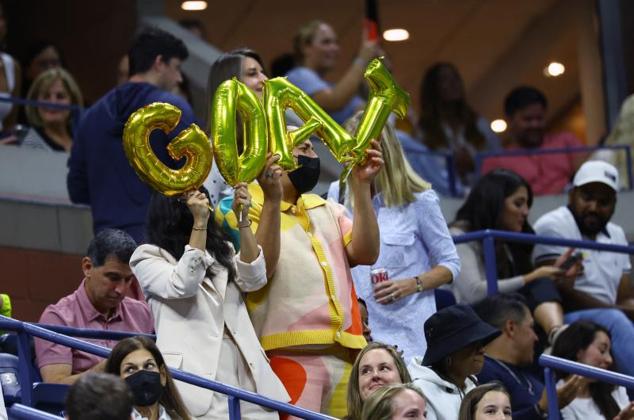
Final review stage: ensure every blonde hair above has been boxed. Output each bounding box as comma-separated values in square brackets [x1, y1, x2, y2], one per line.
[361, 383, 426, 420]
[605, 94, 634, 184]
[25, 68, 83, 128]
[343, 112, 431, 208]
[293, 20, 326, 63]
[346, 342, 412, 420]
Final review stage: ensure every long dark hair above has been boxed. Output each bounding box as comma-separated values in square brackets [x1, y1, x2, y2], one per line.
[105, 336, 191, 420]
[146, 187, 236, 283]
[552, 321, 620, 420]
[453, 169, 534, 277]
[418, 62, 485, 150]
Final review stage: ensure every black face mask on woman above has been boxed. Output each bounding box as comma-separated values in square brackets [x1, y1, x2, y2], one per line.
[125, 370, 164, 407]
[288, 155, 320, 194]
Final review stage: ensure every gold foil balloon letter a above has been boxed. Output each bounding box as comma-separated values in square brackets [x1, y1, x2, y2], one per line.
[350, 58, 410, 162]
[264, 77, 354, 170]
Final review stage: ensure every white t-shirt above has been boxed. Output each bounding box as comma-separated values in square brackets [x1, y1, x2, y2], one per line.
[532, 206, 631, 304]
[559, 381, 630, 420]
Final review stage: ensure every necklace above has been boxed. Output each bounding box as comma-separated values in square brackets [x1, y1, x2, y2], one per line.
[490, 358, 536, 396]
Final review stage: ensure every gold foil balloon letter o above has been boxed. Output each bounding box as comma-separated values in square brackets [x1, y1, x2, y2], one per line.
[211, 78, 268, 186]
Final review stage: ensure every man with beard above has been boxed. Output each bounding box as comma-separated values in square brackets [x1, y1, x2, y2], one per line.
[481, 86, 585, 195]
[532, 160, 634, 376]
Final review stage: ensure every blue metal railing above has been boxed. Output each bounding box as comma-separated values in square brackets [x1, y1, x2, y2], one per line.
[8, 403, 62, 419]
[539, 354, 634, 420]
[32, 324, 155, 341]
[0, 96, 82, 112]
[475, 144, 633, 189]
[454, 230, 634, 419]
[0, 95, 83, 134]
[452, 229, 634, 296]
[0, 316, 333, 420]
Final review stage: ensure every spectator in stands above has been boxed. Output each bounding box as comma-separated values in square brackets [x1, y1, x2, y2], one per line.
[21, 68, 83, 152]
[328, 112, 460, 361]
[474, 293, 583, 420]
[0, 3, 21, 134]
[287, 20, 380, 124]
[449, 169, 567, 344]
[22, 41, 62, 96]
[361, 384, 427, 420]
[458, 382, 512, 420]
[105, 336, 190, 420]
[35, 229, 153, 385]
[346, 342, 412, 420]
[417, 62, 500, 186]
[130, 183, 288, 418]
[179, 18, 207, 40]
[481, 86, 586, 195]
[65, 372, 133, 420]
[552, 321, 634, 420]
[409, 304, 500, 420]
[67, 27, 195, 243]
[533, 160, 634, 378]
[604, 94, 634, 186]
[270, 52, 295, 78]
[217, 138, 383, 417]
[358, 297, 372, 342]
[204, 48, 269, 207]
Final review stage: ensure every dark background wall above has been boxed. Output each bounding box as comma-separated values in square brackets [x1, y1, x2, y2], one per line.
[4, 0, 137, 104]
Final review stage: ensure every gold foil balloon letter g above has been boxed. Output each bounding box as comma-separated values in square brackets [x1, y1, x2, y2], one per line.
[123, 102, 212, 196]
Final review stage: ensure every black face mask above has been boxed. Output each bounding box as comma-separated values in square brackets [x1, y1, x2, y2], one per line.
[125, 370, 164, 407]
[288, 155, 320, 194]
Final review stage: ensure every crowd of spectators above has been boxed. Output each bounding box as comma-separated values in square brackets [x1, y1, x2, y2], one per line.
[2, 12, 634, 420]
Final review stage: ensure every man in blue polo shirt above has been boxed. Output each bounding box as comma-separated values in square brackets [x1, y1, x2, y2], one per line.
[474, 294, 583, 420]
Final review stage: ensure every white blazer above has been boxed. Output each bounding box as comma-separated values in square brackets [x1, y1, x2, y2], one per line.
[130, 244, 289, 417]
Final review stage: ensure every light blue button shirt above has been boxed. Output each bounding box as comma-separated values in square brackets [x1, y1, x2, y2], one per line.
[286, 66, 363, 124]
[327, 185, 460, 361]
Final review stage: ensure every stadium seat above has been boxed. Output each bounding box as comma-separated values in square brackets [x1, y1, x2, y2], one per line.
[0, 352, 20, 404]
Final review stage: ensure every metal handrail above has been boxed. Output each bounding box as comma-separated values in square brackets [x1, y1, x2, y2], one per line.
[0, 316, 333, 420]
[539, 354, 634, 420]
[32, 324, 155, 341]
[475, 144, 633, 189]
[0, 96, 81, 112]
[452, 229, 634, 295]
[454, 230, 634, 419]
[8, 403, 62, 419]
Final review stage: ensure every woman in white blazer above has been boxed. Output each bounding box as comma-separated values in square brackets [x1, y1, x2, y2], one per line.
[130, 181, 289, 419]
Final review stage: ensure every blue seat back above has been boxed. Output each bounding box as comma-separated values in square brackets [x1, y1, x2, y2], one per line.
[0, 352, 20, 403]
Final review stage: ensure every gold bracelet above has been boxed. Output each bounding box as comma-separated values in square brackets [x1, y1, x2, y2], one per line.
[238, 219, 252, 229]
[415, 276, 424, 292]
[192, 226, 207, 231]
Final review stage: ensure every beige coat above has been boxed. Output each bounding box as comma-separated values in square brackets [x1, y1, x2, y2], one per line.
[130, 244, 289, 417]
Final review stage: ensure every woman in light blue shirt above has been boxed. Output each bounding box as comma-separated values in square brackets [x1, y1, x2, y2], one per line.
[328, 112, 460, 362]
